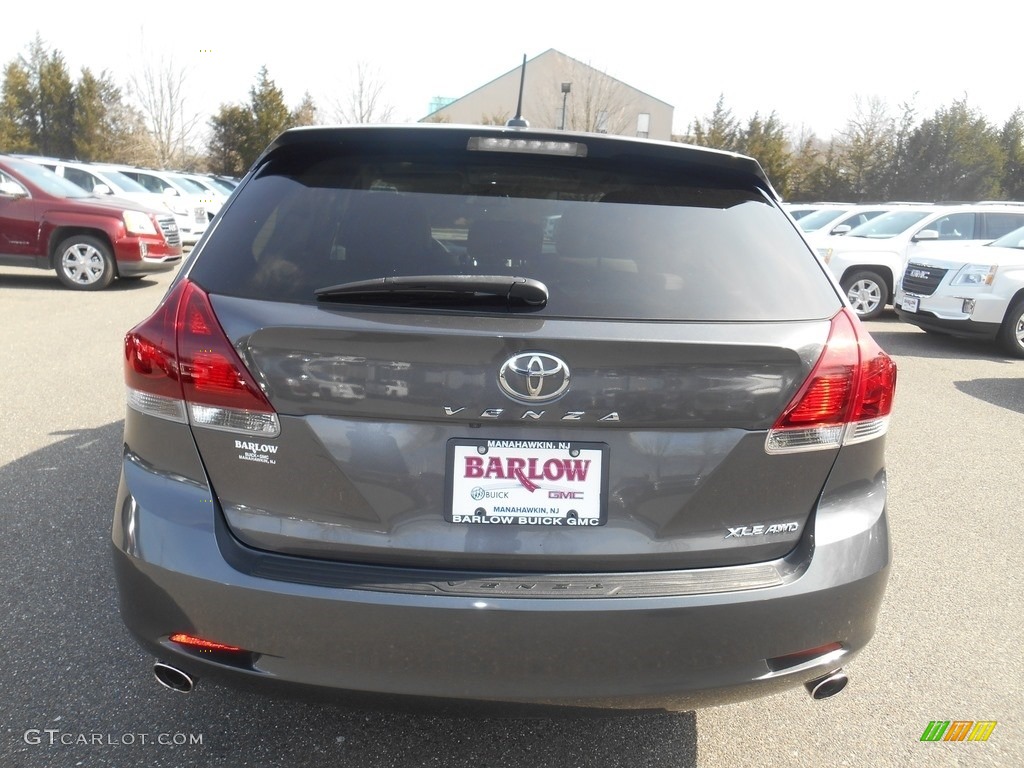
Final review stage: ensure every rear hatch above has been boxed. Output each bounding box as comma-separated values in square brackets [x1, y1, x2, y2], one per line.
[130, 127, 893, 573]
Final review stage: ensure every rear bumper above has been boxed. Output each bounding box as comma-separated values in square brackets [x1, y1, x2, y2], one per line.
[112, 453, 890, 711]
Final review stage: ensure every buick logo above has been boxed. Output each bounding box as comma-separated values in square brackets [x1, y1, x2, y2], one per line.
[498, 352, 570, 403]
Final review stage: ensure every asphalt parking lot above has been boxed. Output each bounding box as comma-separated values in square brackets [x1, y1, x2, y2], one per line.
[1, 265, 1021, 768]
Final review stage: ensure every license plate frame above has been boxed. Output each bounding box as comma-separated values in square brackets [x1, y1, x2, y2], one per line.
[444, 438, 608, 527]
[901, 295, 920, 313]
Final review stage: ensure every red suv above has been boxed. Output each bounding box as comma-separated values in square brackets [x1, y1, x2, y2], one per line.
[0, 155, 183, 290]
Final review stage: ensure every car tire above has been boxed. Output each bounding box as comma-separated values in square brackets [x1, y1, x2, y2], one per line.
[997, 298, 1024, 358]
[55, 235, 115, 290]
[842, 270, 887, 320]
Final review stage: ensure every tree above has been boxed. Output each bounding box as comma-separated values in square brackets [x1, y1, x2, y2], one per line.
[290, 91, 319, 127]
[561, 59, 632, 135]
[783, 126, 824, 201]
[72, 67, 145, 162]
[335, 62, 394, 124]
[244, 66, 292, 162]
[1000, 109, 1024, 200]
[206, 104, 252, 177]
[900, 98, 1003, 201]
[738, 111, 791, 193]
[205, 68, 319, 174]
[129, 53, 200, 167]
[0, 35, 76, 157]
[836, 96, 894, 200]
[879, 98, 919, 201]
[0, 60, 34, 152]
[688, 94, 740, 152]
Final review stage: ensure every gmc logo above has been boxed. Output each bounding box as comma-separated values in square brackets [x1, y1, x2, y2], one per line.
[548, 491, 583, 499]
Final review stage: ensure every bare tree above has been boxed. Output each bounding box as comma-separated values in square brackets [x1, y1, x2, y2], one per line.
[334, 62, 394, 124]
[537, 57, 635, 136]
[129, 53, 201, 167]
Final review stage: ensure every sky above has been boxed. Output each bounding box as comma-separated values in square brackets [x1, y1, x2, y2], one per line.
[5, 0, 1022, 144]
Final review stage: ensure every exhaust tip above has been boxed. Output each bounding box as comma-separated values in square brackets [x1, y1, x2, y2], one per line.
[153, 662, 194, 693]
[805, 669, 848, 700]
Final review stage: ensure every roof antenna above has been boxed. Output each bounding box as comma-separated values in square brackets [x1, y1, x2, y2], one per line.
[506, 54, 529, 128]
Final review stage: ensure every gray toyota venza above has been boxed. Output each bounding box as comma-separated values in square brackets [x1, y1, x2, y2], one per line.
[113, 124, 895, 710]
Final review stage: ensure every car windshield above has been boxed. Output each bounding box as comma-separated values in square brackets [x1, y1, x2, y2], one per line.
[99, 170, 150, 194]
[7, 159, 90, 198]
[208, 178, 236, 194]
[167, 174, 207, 194]
[797, 208, 849, 232]
[846, 210, 931, 238]
[989, 224, 1024, 249]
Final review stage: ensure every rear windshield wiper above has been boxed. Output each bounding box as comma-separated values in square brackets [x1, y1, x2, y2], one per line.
[315, 275, 548, 310]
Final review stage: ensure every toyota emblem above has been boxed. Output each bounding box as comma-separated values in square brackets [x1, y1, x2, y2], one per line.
[498, 352, 571, 403]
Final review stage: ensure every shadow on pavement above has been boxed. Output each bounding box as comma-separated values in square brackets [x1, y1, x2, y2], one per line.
[0, 422, 697, 768]
[955, 378, 1024, 415]
[868, 328, 1010, 362]
[0, 270, 163, 292]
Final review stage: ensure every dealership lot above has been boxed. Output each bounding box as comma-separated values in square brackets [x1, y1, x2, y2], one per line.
[1, 265, 1021, 768]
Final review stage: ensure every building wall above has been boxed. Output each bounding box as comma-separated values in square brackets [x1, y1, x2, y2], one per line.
[422, 50, 673, 141]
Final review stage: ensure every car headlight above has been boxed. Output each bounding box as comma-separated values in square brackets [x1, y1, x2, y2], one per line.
[123, 210, 158, 235]
[950, 264, 997, 286]
[163, 199, 189, 216]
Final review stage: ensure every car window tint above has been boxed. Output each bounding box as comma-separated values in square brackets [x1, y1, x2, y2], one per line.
[928, 213, 975, 240]
[191, 153, 839, 322]
[983, 212, 1024, 239]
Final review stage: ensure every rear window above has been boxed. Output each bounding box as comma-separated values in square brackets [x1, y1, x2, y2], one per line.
[190, 146, 839, 322]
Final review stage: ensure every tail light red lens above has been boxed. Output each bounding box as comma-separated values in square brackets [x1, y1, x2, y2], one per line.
[124, 280, 279, 436]
[766, 309, 895, 453]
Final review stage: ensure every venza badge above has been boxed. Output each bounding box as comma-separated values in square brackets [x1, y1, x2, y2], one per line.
[498, 352, 570, 403]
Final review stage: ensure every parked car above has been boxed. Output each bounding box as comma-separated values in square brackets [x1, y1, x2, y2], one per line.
[21, 157, 206, 244]
[799, 204, 908, 242]
[113, 124, 895, 711]
[895, 224, 1024, 357]
[818, 204, 1024, 319]
[783, 202, 845, 221]
[0, 155, 182, 290]
[100, 165, 210, 243]
[181, 173, 236, 199]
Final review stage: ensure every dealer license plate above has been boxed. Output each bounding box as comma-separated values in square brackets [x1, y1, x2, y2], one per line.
[901, 295, 919, 312]
[445, 439, 608, 526]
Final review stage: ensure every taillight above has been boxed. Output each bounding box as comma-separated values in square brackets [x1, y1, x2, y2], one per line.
[124, 280, 280, 436]
[766, 308, 895, 453]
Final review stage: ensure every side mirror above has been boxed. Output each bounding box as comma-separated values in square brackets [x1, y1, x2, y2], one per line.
[830, 224, 852, 235]
[913, 229, 939, 241]
[0, 180, 27, 198]
[162, 187, 179, 197]
[93, 183, 112, 196]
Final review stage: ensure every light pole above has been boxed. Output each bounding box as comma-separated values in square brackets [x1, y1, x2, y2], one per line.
[560, 82, 571, 130]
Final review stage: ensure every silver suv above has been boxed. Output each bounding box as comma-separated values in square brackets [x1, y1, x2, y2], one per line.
[113, 125, 896, 710]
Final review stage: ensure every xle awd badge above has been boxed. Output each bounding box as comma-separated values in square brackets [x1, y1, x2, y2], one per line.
[725, 522, 799, 538]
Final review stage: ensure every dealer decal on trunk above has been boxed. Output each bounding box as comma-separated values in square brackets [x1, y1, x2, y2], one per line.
[234, 439, 278, 465]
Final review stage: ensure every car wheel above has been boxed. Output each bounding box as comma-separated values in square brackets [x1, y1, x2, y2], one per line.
[842, 270, 887, 320]
[55, 235, 115, 290]
[997, 298, 1024, 358]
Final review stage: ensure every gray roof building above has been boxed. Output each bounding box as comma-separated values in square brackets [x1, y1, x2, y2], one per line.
[421, 49, 674, 141]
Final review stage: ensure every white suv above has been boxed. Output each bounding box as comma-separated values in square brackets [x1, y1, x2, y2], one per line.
[817, 205, 1024, 319]
[26, 158, 200, 246]
[895, 225, 1024, 357]
[99, 166, 210, 245]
